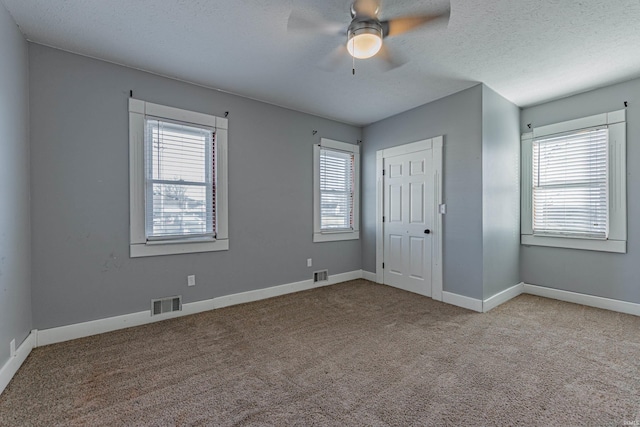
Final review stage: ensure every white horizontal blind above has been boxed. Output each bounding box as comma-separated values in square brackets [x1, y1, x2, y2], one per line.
[144, 118, 214, 239]
[532, 126, 608, 238]
[319, 148, 354, 230]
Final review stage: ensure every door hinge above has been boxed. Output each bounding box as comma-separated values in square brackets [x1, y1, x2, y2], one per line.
[382, 263, 385, 269]
[382, 170, 385, 176]
[382, 216, 385, 222]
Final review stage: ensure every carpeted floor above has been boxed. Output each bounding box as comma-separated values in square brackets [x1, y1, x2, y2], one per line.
[1, 279, 639, 426]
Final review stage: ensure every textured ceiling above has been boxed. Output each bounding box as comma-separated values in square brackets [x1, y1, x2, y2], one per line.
[3, 0, 640, 125]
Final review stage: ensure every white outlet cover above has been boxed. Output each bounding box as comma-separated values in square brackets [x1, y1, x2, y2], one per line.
[10, 339, 16, 357]
[187, 275, 196, 287]
[307, 258, 312, 267]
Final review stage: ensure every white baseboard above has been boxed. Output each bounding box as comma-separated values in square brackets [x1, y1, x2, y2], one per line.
[442, 291, 483, 312]
[400, 281, 639, 318]
[523, 283, 640, 317]
[211, 270, 361, 310]
[362, 270, 378, 282]
[35, 270, 364, 347]
[483, 283, 524, 313]
[0, 330, 35, 395]
[444, 281, 640, 317]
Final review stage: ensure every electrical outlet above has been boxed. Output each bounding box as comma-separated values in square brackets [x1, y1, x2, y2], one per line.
[307, 258, 312, 267]
[10, 339, 15, 358]
[187, 275, 196, 287]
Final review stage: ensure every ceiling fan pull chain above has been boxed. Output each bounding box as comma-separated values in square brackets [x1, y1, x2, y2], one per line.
[352, 38, 356, 75]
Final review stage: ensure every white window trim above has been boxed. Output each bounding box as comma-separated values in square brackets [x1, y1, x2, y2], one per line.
[129, 98, 229, 257]
[521, 109, 626, 253]
[313, 138, 360, 243]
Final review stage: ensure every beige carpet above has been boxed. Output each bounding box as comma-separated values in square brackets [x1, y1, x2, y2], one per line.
[1, 280, 639, 426]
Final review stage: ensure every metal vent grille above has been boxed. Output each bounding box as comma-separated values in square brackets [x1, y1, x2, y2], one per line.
[313, 270, 329, 283]
[151, 295, 182, 316]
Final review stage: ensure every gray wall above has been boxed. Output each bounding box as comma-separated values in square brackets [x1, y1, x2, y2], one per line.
[521, 77, 640, 303]
[481, 86, 520, 298]
[29, 44, 362, 330]
[362, 85, 485, 299]
[0, 4, 31, 364]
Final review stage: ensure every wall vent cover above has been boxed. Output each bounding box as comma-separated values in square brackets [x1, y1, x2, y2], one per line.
[151, 295, 182, 316]
[313, 270, 329, 283]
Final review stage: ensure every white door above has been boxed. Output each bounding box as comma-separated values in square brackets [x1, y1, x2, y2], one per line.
[383, 149, 434, 296]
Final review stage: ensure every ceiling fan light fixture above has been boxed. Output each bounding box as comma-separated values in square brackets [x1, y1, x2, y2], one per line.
[347, 24, 383, 59]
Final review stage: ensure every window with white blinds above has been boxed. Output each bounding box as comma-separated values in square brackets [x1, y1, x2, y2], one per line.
[129, 98, 229, 257]
[144, 118, 214, 240]
[532, 127, 608, 239]
[520, 108, 627, 253]
[313, 138, 360, 243]
[319, 148, 354, 231]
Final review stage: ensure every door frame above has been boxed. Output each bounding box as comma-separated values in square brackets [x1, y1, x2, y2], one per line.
[375, 136, 444, 301]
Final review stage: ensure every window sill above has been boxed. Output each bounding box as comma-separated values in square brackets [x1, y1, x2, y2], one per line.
[521, 234, 626, 253]
[313, 231, 359, 243]
[130, 239, 229, 258]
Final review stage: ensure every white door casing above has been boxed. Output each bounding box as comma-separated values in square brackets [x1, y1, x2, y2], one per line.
[375, 137, 444, 301]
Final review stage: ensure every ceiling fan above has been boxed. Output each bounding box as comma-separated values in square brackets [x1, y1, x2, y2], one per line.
[288, 0, 450, 72]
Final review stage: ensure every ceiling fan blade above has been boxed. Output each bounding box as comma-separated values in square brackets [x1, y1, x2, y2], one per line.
[381, 8, 450, 38]
[375, 44, 407, 71]
[287, 10, 344, 35]
[318, 45, 350, 71]
[352, 0, 381, 18]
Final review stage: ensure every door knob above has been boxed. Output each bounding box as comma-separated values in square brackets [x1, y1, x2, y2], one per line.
[424, 229, 431, 234]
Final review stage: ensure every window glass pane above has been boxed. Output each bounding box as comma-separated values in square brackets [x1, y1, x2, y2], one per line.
[145, 119, 214, 239]
[151, 184, 208, 237]
[532, 127, 608, 238]
[321, 193, 350, 229]
[320, 148, 353, 230]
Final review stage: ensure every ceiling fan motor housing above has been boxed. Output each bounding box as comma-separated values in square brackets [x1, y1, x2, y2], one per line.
[350, 2, 380, 19]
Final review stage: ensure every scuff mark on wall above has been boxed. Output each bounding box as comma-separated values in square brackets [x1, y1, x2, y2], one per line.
[101, 252, 124, 273]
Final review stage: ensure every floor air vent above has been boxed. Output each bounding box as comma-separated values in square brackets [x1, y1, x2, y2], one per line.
[313, 270, 329, 283]
[151, 295, 182, 316]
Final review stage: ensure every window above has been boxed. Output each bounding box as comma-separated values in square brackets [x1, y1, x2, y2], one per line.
[129, 99, 228, 257]
[521, 109, 626, 253]
[313, 138, 360, 242]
